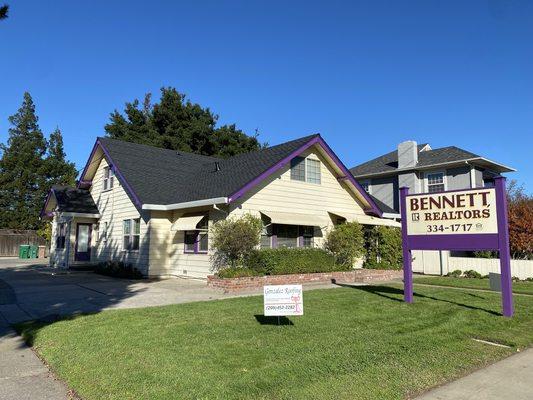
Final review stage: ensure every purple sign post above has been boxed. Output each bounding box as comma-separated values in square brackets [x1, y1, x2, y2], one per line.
[400, 176, 513, 317]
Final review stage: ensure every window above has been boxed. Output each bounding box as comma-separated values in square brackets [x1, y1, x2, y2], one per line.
[103, 166, 114, 191]
[426, 172, 445, 193]
[290, 157, 322, 184]
[306, 159, 321, 184]
[270, 224, 315, 249]
[290, 157, 306, 182]
[359, 180, 371, 193]
[123, 218, 140, 250]
[301, 226, 314, 248]
[184, 216, 208, 254]
[56, 223, 67, 249]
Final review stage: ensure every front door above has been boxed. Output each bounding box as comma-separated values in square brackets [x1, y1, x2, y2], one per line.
[74, 223, 92, 262]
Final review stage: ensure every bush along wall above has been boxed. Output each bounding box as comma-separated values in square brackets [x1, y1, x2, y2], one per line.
[363, 226, 403, 270]
[217, 248, 338, 278]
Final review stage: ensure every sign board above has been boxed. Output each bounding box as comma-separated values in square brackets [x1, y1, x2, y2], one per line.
[263, 285, 303, 316]
[406, 188, 497, 235]
[400, 177, 514, 317]
[489, 272, 502, 292]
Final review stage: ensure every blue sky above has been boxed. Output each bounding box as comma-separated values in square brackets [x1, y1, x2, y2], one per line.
[1, 0, 532, 190]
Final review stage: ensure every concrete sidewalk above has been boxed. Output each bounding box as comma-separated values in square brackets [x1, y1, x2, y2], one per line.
[0, 322, 69, 400]
[416, 348, 533, 400]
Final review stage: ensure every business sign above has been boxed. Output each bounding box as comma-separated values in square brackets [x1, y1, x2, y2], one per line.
[400, 178, 514, 317]
[264, 285, 303, 316]
[406, 188, 497, 235]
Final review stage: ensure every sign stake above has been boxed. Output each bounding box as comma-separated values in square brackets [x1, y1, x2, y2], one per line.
[400, 187, 413, 303]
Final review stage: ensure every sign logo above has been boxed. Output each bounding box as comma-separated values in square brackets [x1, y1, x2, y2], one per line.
[264, 285, 303, 316]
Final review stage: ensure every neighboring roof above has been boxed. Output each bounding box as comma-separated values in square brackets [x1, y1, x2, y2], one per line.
[368, 194, 397, 215]
[350, 144, 514, 177]
[45, 186, 100, 215]
[78, 134, 382, 216]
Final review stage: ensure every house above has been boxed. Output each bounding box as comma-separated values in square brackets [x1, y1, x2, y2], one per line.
[350, 140, 515, 218]
[350, 140, 515, 274]
[42, 134, 399, 278]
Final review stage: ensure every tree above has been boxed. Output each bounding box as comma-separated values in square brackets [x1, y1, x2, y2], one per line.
[507, 180, 533, 260]
[0, 93, 78, 232]
[0, 92, 47, 229]
[324, 222, 365, 267]
[0, 4, 8, 20]
[44, 127, 77, 187]
[105, 87, 261, 157]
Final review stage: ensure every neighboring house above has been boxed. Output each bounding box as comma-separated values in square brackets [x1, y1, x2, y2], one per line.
[350, 140, 515, 275]
[350, 140, 515, 218]
[42, 134, 398, 278]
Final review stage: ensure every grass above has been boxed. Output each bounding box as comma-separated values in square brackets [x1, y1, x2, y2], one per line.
[414, 276, 533, 295]
[17, 285, 533, 400]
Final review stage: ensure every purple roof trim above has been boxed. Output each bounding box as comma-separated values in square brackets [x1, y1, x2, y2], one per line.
[76, 138, 142, 208]
[97, 139, 143, 208]
[316, 137, 382, 217]
[227, 134, 382, 217]
[40, 188, 55, 219]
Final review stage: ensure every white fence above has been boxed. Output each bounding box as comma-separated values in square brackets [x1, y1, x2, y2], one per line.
[412, 250, 533, 280]
[448, 257, 533, 281]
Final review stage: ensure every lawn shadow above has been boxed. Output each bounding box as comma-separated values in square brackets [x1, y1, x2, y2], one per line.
[333, 282, 501, 316]
[254, 315, 294, 326]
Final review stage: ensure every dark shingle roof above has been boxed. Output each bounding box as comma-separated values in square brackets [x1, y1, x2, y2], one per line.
[52, 186, 100, 214]
[350, 145, 480, 176]
[368, 194, 397, 215]
[98, 134, 319, 205]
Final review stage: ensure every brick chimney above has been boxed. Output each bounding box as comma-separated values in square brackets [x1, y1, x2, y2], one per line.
[398, 141, 418, 169]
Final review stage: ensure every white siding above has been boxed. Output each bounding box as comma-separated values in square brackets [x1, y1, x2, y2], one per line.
[90, 158, 150, 274]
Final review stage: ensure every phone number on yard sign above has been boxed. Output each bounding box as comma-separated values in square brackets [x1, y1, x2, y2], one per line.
[263, 285, 303, 316]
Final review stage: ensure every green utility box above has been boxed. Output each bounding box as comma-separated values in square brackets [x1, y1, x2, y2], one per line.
[29, 245, 39, 259]
[19, 245, 30, 259]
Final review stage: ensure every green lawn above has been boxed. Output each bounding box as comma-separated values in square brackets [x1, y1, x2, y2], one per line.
[18, 285, 533, 400]
[414, 276, 533, 295]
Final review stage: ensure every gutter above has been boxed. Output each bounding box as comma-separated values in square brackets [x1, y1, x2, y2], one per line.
[353, 157, 516, 179]
[142, 197, 229, 211]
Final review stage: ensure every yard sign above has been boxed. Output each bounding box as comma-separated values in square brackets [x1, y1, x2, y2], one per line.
[264, 285, 304, 316]
[400, 176, 513, 317]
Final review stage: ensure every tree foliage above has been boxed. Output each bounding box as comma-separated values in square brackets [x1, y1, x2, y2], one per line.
[507, 180, 533, 260]
[105, 87, 262, 157]
[363, 226, 403, 270]
[0, 92, 77, 230]
[0, 4, 8, 20]
[324, 222, 365, 267]
[210, 214, 263, 270]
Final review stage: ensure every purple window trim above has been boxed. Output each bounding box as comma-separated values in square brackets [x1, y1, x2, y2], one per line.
[226, 135, 382, 217]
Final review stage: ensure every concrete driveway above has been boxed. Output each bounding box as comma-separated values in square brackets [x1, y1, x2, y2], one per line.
[0, 258, 243, 325]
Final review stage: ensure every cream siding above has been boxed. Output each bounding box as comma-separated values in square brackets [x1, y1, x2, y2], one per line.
[89, 158, 150, 273]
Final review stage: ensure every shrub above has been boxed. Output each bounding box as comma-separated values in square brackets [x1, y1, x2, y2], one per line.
[217, 267, 257, 278]
[363, 226, 403, 270]
[324, 222, 365, 267]
[447, 269, 462, 278]
[248, 248, 338, 275]
[473, 250, 498, 259]
[525, 277, 533, 282]
[210, 214, 263, 270]
[94, 261, 144, 279]
[463, 270, 482, 279]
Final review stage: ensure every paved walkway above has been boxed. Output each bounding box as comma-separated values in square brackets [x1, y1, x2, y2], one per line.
[416, 348, 533, 399]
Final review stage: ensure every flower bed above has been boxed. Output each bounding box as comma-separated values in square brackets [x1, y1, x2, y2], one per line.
[207, 269, 402, 292]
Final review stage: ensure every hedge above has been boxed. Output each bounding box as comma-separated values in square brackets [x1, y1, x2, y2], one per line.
[217, 248, 338, 278]
[94, 261, 144, 279]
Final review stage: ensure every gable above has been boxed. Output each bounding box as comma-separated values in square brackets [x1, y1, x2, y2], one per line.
[230, 146, 370, 216]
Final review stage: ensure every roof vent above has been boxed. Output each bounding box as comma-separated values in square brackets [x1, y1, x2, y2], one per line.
[214, 162, 221, 172]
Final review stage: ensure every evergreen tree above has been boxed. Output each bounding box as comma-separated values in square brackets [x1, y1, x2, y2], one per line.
[0, 92, 47, 229]
[44, 127, 77, 187]
[105, 87, 261, 157]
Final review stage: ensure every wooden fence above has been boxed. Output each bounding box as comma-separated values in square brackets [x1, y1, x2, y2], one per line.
[0, 229, 47, 257]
